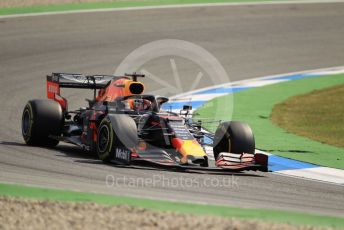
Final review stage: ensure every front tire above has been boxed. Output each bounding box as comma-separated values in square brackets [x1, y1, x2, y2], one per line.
[97, 118, 115, 162]
[213, 121, 255, 160]
[22, 100, 63, 147]
[97, 115, 138, 163]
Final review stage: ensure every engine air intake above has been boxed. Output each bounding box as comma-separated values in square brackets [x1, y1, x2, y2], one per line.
[129, 82, 144, 95]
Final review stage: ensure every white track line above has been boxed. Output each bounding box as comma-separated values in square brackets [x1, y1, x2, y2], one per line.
[169, 65, 344, 100]
[274, 168, 344, 185]
[1, 0, 344, 19]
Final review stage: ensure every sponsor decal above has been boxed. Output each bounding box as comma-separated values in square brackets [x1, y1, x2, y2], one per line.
[169, 120, 193, 140]
[115, 148, 130, 161]
[48, 84, 58, 94]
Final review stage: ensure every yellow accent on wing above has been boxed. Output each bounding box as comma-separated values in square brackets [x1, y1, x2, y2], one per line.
[179, 140, 206, 157]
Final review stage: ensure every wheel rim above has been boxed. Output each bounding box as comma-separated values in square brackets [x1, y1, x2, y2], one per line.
[22, 109, 31, 136]
[98, 125, 110, 153]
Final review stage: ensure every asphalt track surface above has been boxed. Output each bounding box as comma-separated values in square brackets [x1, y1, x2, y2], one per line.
[1, 2, 344, 217]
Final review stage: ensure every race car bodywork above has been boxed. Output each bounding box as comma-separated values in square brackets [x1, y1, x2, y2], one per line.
[21, 73, 268, 172]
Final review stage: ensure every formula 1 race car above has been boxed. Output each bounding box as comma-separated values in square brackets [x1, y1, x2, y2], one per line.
[21, 73, 267, 172]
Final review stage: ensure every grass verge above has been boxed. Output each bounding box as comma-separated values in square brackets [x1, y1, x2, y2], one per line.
[0, 183, 344, 228]
[195, 74, 344, 169]
[271, 84, 344, 149]
[0, 0, 297, 16]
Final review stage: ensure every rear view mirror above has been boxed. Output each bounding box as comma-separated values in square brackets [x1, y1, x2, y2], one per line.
[183, 105, 192, 111]
[156, 96, 169, 106]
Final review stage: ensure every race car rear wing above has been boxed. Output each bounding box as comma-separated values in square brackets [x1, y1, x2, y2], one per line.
[46, 73, 119, 110]
[47, 73, 117, 89]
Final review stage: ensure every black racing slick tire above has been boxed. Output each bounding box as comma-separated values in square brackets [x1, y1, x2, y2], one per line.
[213, 121, 255, 160]
[97, 115, 138, 163]
[21, 99, 63, 147]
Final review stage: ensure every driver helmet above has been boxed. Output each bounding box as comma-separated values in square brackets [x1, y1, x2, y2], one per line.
[132, 99, 152, 111]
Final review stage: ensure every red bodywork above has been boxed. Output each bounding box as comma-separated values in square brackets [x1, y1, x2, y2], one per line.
[47, 75, 145, 110]
[47, 80, 68, 110]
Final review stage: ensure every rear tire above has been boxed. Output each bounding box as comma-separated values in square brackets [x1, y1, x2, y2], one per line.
[213, 121, 255, 160]
[22, 100, 63, 147]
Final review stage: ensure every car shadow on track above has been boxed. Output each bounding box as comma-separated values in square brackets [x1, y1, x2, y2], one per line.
[1, 141, 27, 147]
[0, 141, 264, 178]
[55, 144, 98, 160]
[55, 144, 264, 177]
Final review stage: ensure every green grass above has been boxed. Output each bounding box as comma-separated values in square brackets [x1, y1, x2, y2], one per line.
[1, 183, 344, 228]
[196, 74, 344, 169]
[0, 0, 297, 16]
[272, 84, 344, 149]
